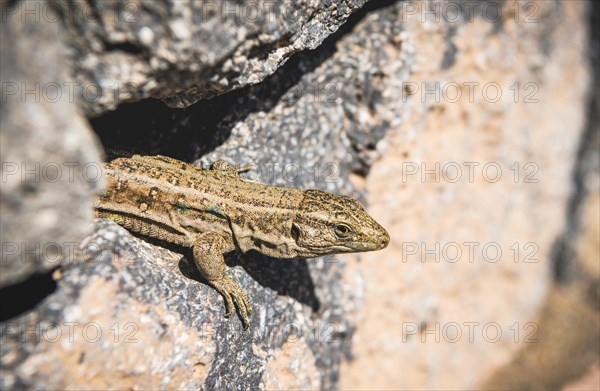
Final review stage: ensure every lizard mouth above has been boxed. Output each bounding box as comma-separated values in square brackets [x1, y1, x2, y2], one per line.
[347, 241, 387, 252]
[306, 239, 388, 255]
[346, 231, 390, 252]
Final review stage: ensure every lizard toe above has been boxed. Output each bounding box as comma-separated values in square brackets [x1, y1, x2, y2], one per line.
[211, 277, 235, 318]
[211, 274, 253, 327]
[230, 282, 251, 328]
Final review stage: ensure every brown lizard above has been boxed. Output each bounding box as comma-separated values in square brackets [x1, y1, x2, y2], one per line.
[94, 154, 389, 328]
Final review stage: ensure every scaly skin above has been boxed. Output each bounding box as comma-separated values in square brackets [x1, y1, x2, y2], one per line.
[95, 154, 389, 328]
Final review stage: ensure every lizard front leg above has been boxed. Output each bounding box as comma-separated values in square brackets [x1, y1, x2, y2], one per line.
[192, 231, 252, 329]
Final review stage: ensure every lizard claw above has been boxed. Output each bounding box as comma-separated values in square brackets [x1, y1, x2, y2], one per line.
[210, 275, 252, 329]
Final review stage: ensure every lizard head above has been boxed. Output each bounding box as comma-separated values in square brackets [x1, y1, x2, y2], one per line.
[291, 189, 389, 257]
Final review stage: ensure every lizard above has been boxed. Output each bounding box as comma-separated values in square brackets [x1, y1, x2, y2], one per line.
[94, 154, 390, 329]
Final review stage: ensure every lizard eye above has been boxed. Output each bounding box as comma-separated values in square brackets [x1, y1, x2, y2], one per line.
[291, 223, 301, 241]
[333, 223, 353, 238]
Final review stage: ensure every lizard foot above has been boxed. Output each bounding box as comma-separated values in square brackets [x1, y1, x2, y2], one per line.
[210, 274, 252, 329]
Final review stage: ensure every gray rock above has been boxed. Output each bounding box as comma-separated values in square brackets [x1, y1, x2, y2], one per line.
[0, 2, 104, 287]
[56, 0, 368, 115]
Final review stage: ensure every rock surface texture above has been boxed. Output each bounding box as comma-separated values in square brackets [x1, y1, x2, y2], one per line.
[0, 2, 104, 287]
[1, 0, 597, 390]
[61, 0, 368, 115]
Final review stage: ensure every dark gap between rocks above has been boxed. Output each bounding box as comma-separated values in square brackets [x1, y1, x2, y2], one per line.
[0, 271, 57, 322]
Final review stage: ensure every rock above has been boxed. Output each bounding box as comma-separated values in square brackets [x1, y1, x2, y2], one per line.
[0, 2, 103, 287]
[480, 5, 600, 385]
[56, 0, 368, 115]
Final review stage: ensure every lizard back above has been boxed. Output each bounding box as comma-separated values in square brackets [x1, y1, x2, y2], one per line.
[95, 155, 304, 252]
